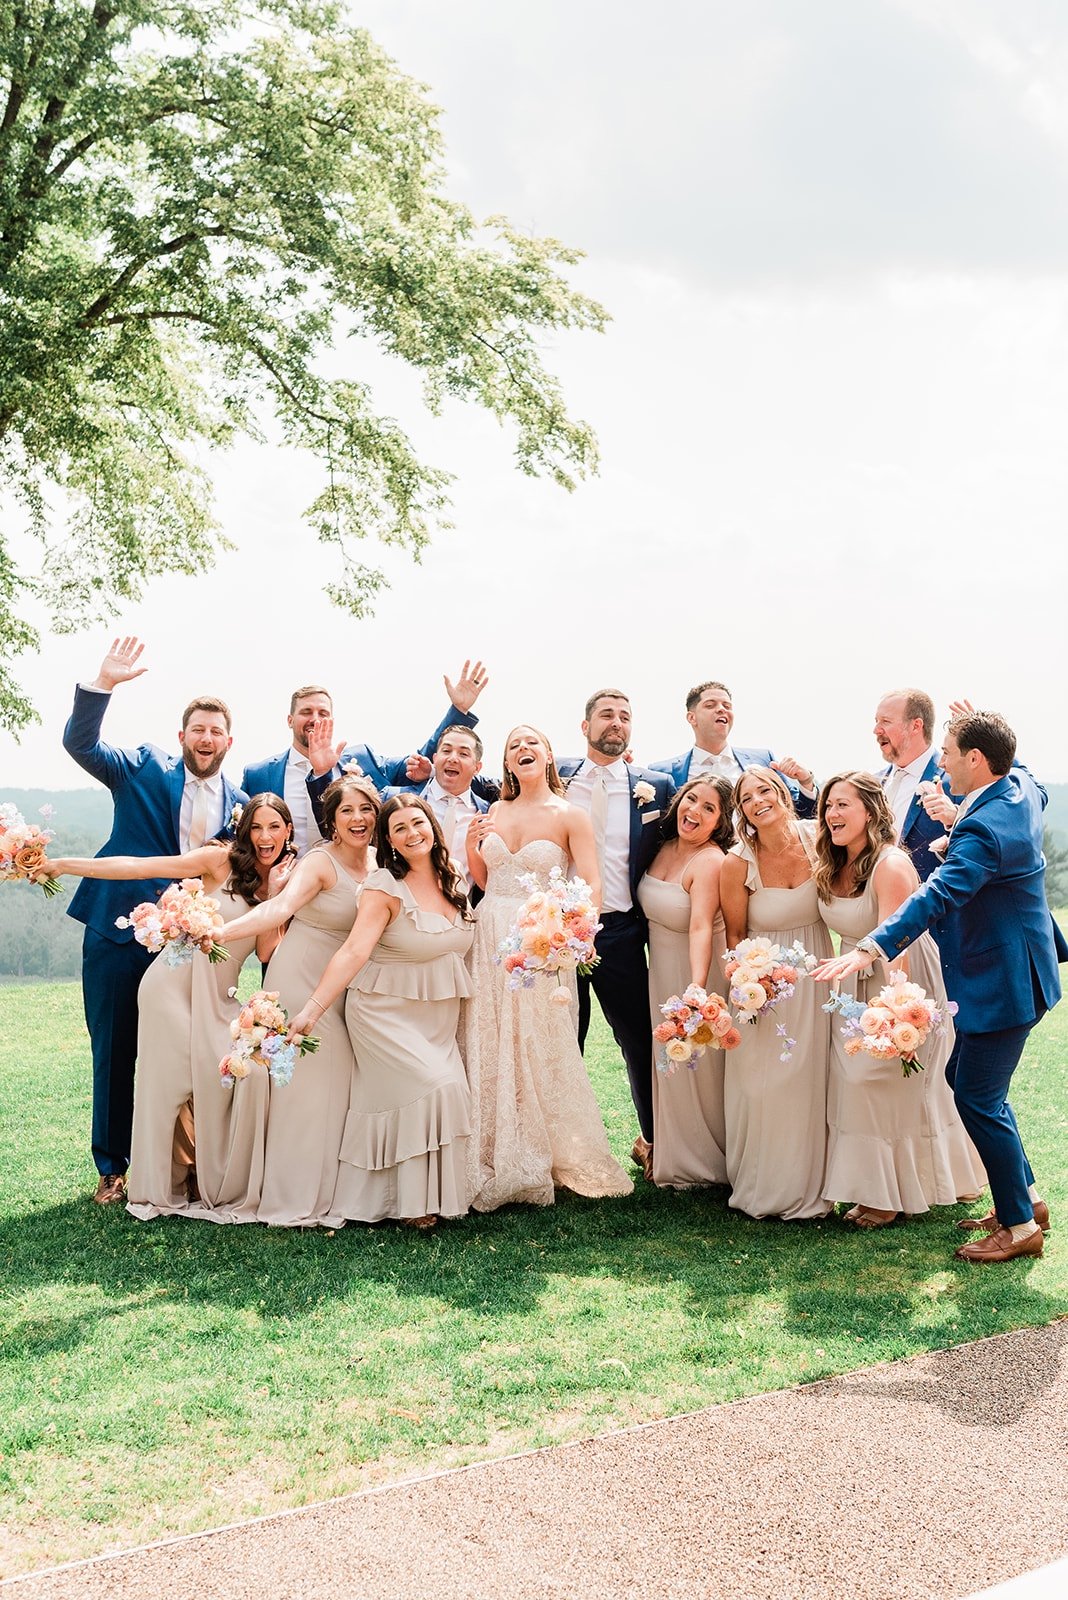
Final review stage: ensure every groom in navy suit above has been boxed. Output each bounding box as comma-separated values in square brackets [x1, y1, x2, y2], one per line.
[651, 680, 817, 818]
[558, 689, 674, 1175]
[63, 637, 247, 1203]
[817, 710, 1063, 1264]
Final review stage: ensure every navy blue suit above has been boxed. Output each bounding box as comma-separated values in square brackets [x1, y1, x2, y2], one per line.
[63, 686, 247, 1175]
[557, 759, 675, 1141]
[871, 772, 1062, 1228]
[883, 755, 1050, 882]
[651, 746, 816, 819]
[295, 705, 480, 841]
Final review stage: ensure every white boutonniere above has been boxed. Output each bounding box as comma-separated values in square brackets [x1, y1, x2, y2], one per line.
[342, 760, 364, 778]
[929, 833, 951, 859]
[633, 781, 656, 807]
[229, 804, 244, 829]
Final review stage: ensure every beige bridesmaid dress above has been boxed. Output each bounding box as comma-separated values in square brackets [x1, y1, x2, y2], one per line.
[325, 869, 473, 1224]
[818, 845, 985, 1213]
[637, 871, 729, 1187]
[724, 826, 833, 1220]
[126, 877, 268, 1222]
[259, 854, 363, 1226]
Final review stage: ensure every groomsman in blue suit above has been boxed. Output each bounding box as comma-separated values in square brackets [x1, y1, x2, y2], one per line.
[62, 637, 247, 1203]
[651, 680, 817, 818]
[874, 688, 1050, 881]
[558, 689, 675, 1176]
[281, 660, 489, 851]
[817, 710, 1063, 1264]
[381, 725, 490, 893]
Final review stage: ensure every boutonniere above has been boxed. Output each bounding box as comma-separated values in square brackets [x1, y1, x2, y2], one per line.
[229, 804, 244, 829]
[633, 780, 656, 807]
[929, 833, 951, 859]
[342, 760, 364, 778]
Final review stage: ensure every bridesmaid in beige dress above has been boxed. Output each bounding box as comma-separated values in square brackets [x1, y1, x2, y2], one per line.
[44, 797, 296, 1220]
[287, 795, 473, 1229]
[637, 775, 736, 1188]
[220, 776, 379, 1226]
[720, 767, 832, 1220]
[814, 772, 984, 1227]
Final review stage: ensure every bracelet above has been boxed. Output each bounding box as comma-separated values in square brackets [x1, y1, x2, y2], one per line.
[308, 996, 326, 1014]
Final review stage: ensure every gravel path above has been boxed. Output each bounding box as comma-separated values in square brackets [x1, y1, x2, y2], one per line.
[6, 1322, 1068, 1600]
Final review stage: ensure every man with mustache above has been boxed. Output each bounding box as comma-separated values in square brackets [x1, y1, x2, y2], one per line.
[62, 636, 247, 1205]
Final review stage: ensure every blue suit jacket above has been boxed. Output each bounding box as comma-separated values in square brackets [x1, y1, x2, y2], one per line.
[872, 775, 1062, 1032]
[884, 755, 1051, 883]
[62, 686, 247, 945]
[294, 705, 479, 840]
[557, 759, 674, 905]
[650, 745, 816, 819]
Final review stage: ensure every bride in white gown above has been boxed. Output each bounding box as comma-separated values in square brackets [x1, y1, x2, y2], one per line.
[463, 725, 633, 1211]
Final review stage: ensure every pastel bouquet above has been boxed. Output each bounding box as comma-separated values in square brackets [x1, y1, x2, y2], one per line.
[497, 866, 602, 1002]
[0, 803, 61, 898]
[724, 937, 817, 1026]
[115, 878, 229, 965]
[219, 989, 320, 1088]
[823, 969, 956, 1078]
[653, 984, 741, 1074]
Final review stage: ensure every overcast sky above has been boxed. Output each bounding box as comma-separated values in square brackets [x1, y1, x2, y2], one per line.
[4, 0, 1068, 794]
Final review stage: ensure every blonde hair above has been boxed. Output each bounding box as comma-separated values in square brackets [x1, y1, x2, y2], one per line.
[732, 765, 796, 843]
[500, 725, 566, 801]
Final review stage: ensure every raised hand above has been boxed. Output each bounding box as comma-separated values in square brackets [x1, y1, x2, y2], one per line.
[405, 753, 433, 783]
[918, 781, 958, 827]
[772, 756, 815, 791]
[444, 659, 489, 714]
[948, 698, 975, 719]
[306, 715, 346, 778]
[93, 636, 148, 692]
[267, 852, 297, 897]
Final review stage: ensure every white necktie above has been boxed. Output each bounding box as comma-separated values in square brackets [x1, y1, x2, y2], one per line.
[442, 795, 458, 854]
[590, 769, 609, 876]
[188, 781, 210, 850]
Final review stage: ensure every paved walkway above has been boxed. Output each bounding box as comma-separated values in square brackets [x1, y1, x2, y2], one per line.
[5, 1322, 1068, 1600]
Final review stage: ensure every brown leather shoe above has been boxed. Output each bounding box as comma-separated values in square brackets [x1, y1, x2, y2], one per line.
[957, 1200, 1050, 1234]
[93, 1173, 126, 1205]
[630, 1136, 654, 1182]
[955, 1226, 1044, 1263]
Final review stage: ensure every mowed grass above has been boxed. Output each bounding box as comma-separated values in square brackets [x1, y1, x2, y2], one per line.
[1, 977, 1067, 1576]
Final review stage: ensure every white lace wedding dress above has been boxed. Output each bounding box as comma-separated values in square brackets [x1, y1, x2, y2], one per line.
[462, 836, 633, 1211]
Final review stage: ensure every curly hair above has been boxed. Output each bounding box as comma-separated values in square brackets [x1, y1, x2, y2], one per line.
[374, 795, 470, 919]
[660, 775, 735, 854]
[227, 793, 295, 907]
[814, 771, 897, 902]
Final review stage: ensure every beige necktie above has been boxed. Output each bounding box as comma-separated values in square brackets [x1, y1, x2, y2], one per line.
[590, 769, 609, 877]
[442, 795, 458, 854]
[188, 780, 210, 851]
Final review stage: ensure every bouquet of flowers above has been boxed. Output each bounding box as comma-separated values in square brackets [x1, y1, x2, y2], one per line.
[0, 803, 61, 898]
[724, 937, 817, 1025]
[653, 984, 741, 1074]
[823, 969, 956, 1078]
[219, 989, 320, 1088]
[497, 867, 602, 1003]
[115, 878, 229, 965]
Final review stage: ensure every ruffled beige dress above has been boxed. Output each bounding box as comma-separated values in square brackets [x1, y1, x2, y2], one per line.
[325, 869, 473, 1224]
[637, 871, 729, 1188]
[127, 876, 268, 1223]
[819, 845, 985, 1212]
[724, 825, 833, 1220]
[462, 836, 633, 1212]
[259, 854, 363, 1226]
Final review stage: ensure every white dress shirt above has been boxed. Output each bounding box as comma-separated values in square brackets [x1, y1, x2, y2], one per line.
[566, 758, 632, 912]
[179, 772, 224, 853]
[689, 745, 743, 782]
[882, 747, 937, 841]
[284, 749, 315, 856]
[954, 779, 995, 824]
[424, 778, 480, 887]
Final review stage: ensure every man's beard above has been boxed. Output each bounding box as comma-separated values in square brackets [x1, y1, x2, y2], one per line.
[589, 733, 627, 758]
[183, 748, 227, 780]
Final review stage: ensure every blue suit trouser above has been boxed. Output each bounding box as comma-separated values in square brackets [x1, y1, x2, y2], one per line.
[946, 1023, 1038, 1229]
[577, 909, 653, 1142]
[82, 928, 155, 1175]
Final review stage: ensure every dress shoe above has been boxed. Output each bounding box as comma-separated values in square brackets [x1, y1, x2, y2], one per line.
[93, 1173, 126, 1205]
[954, 1226, 1044, 1263]
[630, 1136, 654, 1182]
[957, 1200, 1050, 1234]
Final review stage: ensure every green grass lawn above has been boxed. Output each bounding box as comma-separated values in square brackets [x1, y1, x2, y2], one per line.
[1, 978, 1066, 1576]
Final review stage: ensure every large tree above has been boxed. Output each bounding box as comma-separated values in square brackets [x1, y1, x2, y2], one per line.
[0, 1, 605, 732]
